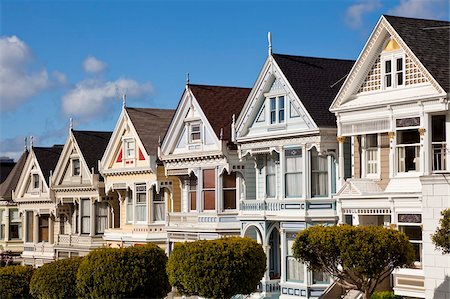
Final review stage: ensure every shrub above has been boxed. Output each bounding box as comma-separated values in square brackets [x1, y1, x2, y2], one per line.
[167, 237, 266, 299]
[371, 291, 403, 299]
[30, 257, 82, 299]
[77, 244, 170, 298]
[431, 208, 450, 254]
[0, 265, 34, 299]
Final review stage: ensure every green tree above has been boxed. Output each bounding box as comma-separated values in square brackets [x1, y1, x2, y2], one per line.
[30, 257, 82, 299]
[0, 265, 34, 299]
[431, 208, 450, 254]
[77, 244, 170, 298]
[293, 225, 415, 299]
[167, 237, 266, 299]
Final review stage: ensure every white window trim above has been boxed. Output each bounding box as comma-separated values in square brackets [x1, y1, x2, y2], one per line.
[189, 122, 202, 143]
[395, 123, 421, 176]
[71, 158, 81, 177]
[264, 154, 278, 199]
[152, 188, 165, 224]
[123, 137, 136, 159]
[283, 147, 304, 199]
[134, 183, 148, 224]
[31, 172, 40, 191]
[264, 92, 286, 125]
[381, 51, 405, 90]
[201, 168, 216, 211]
[362, 134, 381, 179]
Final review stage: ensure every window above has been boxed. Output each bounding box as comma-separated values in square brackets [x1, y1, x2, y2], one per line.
[223, 172, 236, 210]
[9, 209, 22, 240]
[135, 184, 147, 222]
[124, 139, 135, 158]
[33, 174, 40, 189]
[384, 60, 392, 88]
[285, 148, 302, 197]
[126, 189, 133, 223]
[96, 202, 108, 234]
[81, 199, 90, 234]
[0, 209, 4, 240]
[432, 115, 446, 171]
[72, 159, 80, 176]
[59, 214, 66, 235]
[266, 155, 277, 198]
[190, 124, 201, 142]
[397, 128, 420, 172]
[311, 149, 328, 197]
[396, 58, 403, 86]
[152, 188, 165, 222]
[203, 169, 215, 210]
[366, 134, 378, 175]
[399, 225, 422, 267]
[189, 175, 197, 211]
[383, 55, 404, 89]
[286, 233, 304, 282]
[269, 96, 285, 124]
[38, 216, 49, 242]
[26, 211, 34, 242]
[313, 271, 331, 284]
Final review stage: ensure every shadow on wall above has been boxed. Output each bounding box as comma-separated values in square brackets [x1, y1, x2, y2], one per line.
[434, 276, 449, 298]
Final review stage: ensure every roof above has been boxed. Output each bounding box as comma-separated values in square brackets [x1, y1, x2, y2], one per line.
[272, 54, 355, 127]
[72, 130, 112, 174]
[0, 151, 28, 199]
[384, 15, 450, 92]
[33, 145, 63, 185]
[189, 84, 251, 140]
[0, 159, 16, 184]
[125, 107, 175, 155]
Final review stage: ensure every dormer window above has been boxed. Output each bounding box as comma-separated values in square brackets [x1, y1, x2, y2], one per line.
[190, 123, 201, 142]
[124, 139, 135, 159]
[72, 158, 80, 176]
[33, 174, 40, 189]
[270, 96, 285, 124]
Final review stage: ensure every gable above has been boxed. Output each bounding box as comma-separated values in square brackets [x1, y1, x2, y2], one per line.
[15, 151, 49, 199]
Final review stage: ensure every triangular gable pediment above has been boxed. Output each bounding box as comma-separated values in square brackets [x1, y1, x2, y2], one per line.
[100, 109, 150, 171]
[337, 179, 383, 197]
[331, 16, 445, 111]
[236, 56, 316, 140]
[14, 151, 49, 199]
[160, 88, 220, 157]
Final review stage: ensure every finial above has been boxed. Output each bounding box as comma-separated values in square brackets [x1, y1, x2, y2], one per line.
[24, 137, 27, 152]
[220, 128, 224, 140]
[122, 94, 126, 108]
[69, 117, 73, 131]
[186, 73, 190, 86]
[30, 136, 34, 148]
[268, 32, 272, 55]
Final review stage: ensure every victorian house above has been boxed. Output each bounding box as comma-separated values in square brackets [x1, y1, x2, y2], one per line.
[159, 84, 251, 251]
[99, 105, 179, 249]
[50, 129, 112, 259]
[234, 41, 354, 298]
[14, 144, 63, 266]
[0, 148, 28, 258]
[329, 15, 449, 299]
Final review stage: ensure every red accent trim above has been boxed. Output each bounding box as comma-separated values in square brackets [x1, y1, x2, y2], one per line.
[139, 148, 145, 160]
[116, 149, 123, 162]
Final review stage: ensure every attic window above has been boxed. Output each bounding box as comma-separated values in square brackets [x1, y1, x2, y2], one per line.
[72, 159, 80, 176]
[32, 174, 40, 189]
[269, 96, 285, 124]
[190, 123, 201, 142]
[124, 139, 135, 159]
[382, 39, 404, 90]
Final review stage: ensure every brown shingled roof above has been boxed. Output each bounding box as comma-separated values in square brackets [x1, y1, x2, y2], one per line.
[125, 108, 175, 155]
[189, 84, 251, 141]
[0, 151, 29, 200]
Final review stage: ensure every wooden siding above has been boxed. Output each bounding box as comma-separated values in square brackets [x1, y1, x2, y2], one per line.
[377, 133, 390, 190]
[353, 136, 361, 178]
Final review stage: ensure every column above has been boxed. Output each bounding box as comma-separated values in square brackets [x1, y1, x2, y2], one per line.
[388, 132, 395, 178]
[280, 229, 286, 284]
[49, 216, 54, 244]
[264, 245, 271, 281]
[33, 212, 39, 244]
[420, 114, 429, 175]
[4, 209, 9, 241]
[90, 199, 95, 237]
[337, 136, 345, 187]
[182, 178, 189, 213]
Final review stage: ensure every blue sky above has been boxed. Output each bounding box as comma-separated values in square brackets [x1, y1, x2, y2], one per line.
[1, 0, 449, 161]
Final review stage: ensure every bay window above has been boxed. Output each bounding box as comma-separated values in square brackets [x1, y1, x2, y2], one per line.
[313, 271, 331, 284]
[285, 148, 302, 197]
[266, 155, 277, 198]
[135, 184, 147, 222]
[223, 172, 236, 210]
[203, 169, 215, 210]
[286, 233, 304, 282]
[38, 216, 49, 242]
[59, 214, 66, 235]
[189, 175, 197, 211]
[9, 209, 21, 240]
[152, 188, 165, 222]
[311, 149, 328, 197]
[432, 115, 446, 171]
[96, 202, 108, 234]
[81, 199, 90, 234]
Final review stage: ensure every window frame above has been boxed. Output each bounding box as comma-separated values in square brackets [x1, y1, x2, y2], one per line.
[135, 183, 147, 223]
[310, 149, 329, 198]
[284, 148, 303, 198]
[38, 215, 49, 243]
[381, 52, 405, 90]
[265, 154, 277, 198]
[202, 169, 216, 211]
[431, 115, 447, 172]
[189, 123, 202, 143]
[80, 198, 90, 234]
[72, 158, 81, 176]
[124, 138, 135, 159]
[222, 171, 237, 210]
[9, 209, 22, 240]
[398, 224, 423, 268]
[267, 95, 286, 125]
[32, 173, 40, 190]
[0, 209, 5, 240]
[189, 175, 198, 211]
[395, 121, 421, 174]
[363, 134, 381, 178]
[96, 202, 108, 234]
[152, 188, 165, 223]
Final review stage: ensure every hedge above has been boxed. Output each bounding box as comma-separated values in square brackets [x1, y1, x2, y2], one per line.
[77, 244, 170, 298]
[371, 291, 403, 299]
[30, 257, 82, 299]
[167, 237, 266, 299]
[0, 265, 34, 299]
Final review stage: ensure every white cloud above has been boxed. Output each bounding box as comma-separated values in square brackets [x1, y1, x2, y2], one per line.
[387, 0, 448, 19]
[62, 77, 153, 120]
[0, 36, 54, 112]
[52, 71, 67, 84]
[83, 55, 107, 73]
[345, 0, 382, 29]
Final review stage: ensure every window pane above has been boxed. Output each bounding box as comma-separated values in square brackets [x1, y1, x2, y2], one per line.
[190, 192, 197, 210]
[81, 218, 90, 234]
[397, 72, 403, 85]
[153, 202, 165, 221]
[366, 134, 378, 148]
[189, 176, 197, 190]
[27, 211, 34, 242]
[286, 257, 304, 282]
[203, 190, 215, 210]
[223, 172, 236, 188]
[135, 205, 146, 221]
[397, 129, 420, 144]
[402, 226, 422, 241]
[81, 199, 90, 215]
[385, 60, 391, 73]
[39, 216, 49, 242]
[285, 173, 302, 197]
[223, 190, 236, 209]
[73, 159, 80, 175]
[313, 271, 330, 284]
[279, 96, 285, 123]
[432, 115, 446, 142]
[33, 174, 39, 189]
[396, 58, 403, 71]
[266, 174, 276, 197]
[203, 169, 215, 188]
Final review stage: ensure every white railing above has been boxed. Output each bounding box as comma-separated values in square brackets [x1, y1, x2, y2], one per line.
[256, 279, 281, 293]
[57, 234, 102, 246]
[432, 142, 447, 171]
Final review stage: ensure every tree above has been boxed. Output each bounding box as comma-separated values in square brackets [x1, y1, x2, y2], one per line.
[292, 225, 415, 299]
[77, 244, 170, 298]
[0, 265, 34, 299]
[167, 237, 266, 299]
[431, 208, 450, 254]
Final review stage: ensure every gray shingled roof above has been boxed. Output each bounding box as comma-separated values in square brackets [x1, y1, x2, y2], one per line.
[33, 145, 63, 185]
[125, 108, 175, 156]
[72, 130, 112, 175]
[272, 54, 355, 127]
[384, 15, 449, 92]
[0, 159, 16, 184]
[0, 151, 28, 199]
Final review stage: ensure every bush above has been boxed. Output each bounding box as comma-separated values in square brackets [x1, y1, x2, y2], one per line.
[167, 237, 266, 299]
[371, 291, 403, 299]
[431, 208, 450, 254]
[0, 265, 34, 299]
[77, 244, 170, 298]
[30, 257, 82, 299]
